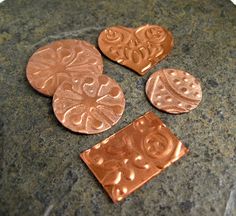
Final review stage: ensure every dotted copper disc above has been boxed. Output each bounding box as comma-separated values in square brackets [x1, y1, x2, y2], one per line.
[26, 39, 103, 96]
[53, 74, 125, 134]
[146, 69, 202, 114]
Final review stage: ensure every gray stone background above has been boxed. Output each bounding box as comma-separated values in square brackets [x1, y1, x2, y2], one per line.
[0, 0, 236, 215]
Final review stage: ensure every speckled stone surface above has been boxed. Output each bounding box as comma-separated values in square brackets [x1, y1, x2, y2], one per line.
[0, 0, 236, 215]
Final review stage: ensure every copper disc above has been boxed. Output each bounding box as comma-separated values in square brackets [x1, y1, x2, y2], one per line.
[98, 24, 173, 76]
[53, 74, 125, 134]
[146, 69, 202, 114]
[26, 39, 103, 96]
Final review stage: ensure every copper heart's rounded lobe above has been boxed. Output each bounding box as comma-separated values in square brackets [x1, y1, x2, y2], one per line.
[53, 74, 125, 134]
[146, 69, 202, 114]
[26, 39, 103, 96]
[98, 25, 174, 75]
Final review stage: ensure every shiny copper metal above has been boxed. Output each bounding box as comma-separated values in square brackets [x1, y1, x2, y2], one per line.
[80, 111, 188, 202]
[26, 39, 103, 96]
[146, 69, 202, 114]
[98, 25, 173, 76]
[53, 73, 125, 134]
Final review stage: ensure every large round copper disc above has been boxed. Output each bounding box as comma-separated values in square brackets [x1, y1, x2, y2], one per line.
[26, 39, 103, 96]
[146, 69, 202, 114]
[53, 74, 125, 134]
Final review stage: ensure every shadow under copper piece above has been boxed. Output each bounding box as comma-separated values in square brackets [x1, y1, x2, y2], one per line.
[26, 39, 103, 96]
[53, 73, 125, 134]
[80, 111, 188, 202]
[98, 24, 173, 76]
[146, 69, 202, 114]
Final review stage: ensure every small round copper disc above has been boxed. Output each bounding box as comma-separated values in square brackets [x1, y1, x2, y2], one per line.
[146, 69, 202, 114]
[26, 39, 103, 96]
[53, 74, 125, 134]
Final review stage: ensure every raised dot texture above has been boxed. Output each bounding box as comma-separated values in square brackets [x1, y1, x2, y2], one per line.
[174, 79, 181, 85]
[145, 68, 202, 114]
[166, 96, 172, 102]
[181, 87, 188, 94]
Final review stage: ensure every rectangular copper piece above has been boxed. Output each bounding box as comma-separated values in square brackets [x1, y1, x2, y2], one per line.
[80, 111, 189, 203]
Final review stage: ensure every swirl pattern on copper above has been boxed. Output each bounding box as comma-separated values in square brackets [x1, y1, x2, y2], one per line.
[146, 69, 202, 114]
[80, 112, 188, 202]
[98, 25, 173, 75]
[26, 39, 103, 96]
[53, 74, 125, 134]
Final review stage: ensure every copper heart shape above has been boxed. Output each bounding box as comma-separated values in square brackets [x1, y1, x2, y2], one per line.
[98, 25, 174, 76]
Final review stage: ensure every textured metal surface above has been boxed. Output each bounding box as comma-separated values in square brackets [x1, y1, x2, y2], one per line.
[1, 1, 236, 215]
[146, 69, 202, 114]
[53, 74, 125, 134]
[26, 39, 103, 96]
[80, 112, 188, 202]
[98, 25, 173, 75]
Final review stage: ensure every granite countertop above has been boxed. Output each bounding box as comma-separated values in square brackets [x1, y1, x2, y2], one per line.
[0, 0, 236, 215]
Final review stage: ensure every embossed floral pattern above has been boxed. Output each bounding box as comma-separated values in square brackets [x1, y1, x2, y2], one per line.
[98, 25, 174, 75]
[26, 39, 103, 96]
[80, 112, 188, 202]
[53, 74, 125, 134]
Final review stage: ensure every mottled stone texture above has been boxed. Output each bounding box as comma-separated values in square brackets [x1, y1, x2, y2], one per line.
[0, 0, 235, 215]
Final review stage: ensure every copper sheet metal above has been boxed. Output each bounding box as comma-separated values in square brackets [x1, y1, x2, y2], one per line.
[146, 69, 202, 114]
[53, 74, 125, 134]
[26, 39, 103, 96]
[80, 111, 188, 202]
[98, 25, 173, 76]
